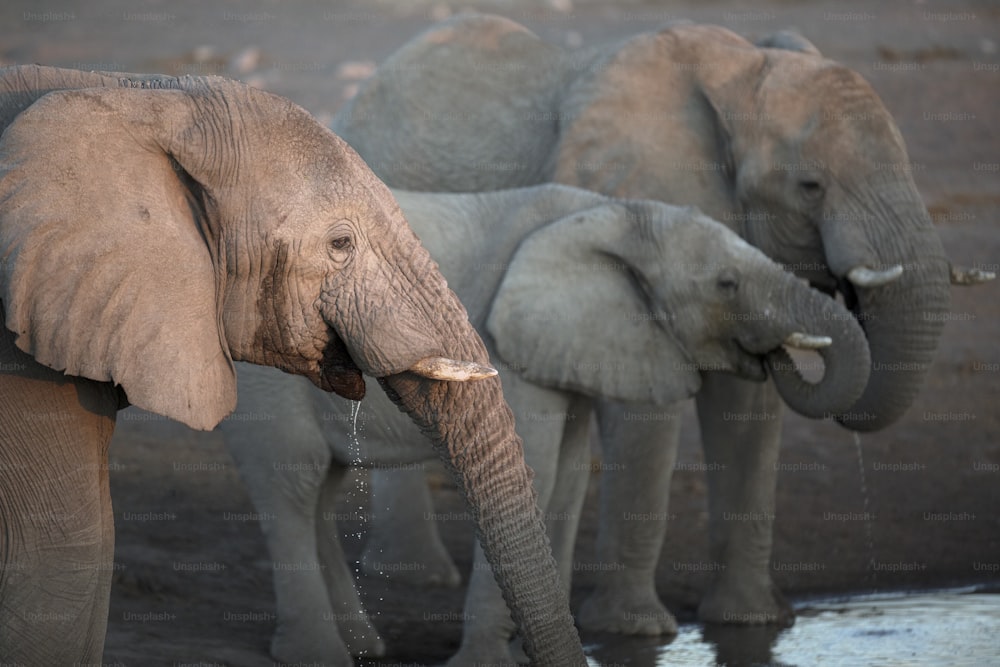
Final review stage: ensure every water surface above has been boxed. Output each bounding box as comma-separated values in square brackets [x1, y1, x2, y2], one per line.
[585, 587, 1000, 666]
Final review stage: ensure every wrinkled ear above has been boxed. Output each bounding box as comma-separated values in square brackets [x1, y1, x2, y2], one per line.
[0, 86, 235, 430]
[659, 25, 771, 194]
[486, 205, 700, 405]
[690, 31, 764, 114]
[754, 29, 822, 56]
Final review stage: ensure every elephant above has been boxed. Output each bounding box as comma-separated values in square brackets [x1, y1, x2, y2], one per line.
[221, 183, 873, 665]
[329, 13, 990, 656]
[0, 65, 586, 667]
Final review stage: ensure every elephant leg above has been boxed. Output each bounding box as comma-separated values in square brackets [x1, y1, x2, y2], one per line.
[695, 372, 792, 626]
[578, 398, 683, 636]
[361, 467, 460, 587]
[446, 377, 572, 667]
[225, 424, 353, 665]
[92, 408, 117, 656]
[315, 464, 386, 657]
[0, 336, 119, 664]
[545, 396, 595, 585]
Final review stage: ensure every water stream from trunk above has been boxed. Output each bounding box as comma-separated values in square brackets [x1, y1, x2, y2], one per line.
[852, 431, 877, 591]
[344, 400, 384, 629]
[348, 400, 365, 556]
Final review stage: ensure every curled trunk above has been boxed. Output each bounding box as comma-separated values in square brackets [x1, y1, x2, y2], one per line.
[821, 188, 951, 432]
[838, 255, 950, 431]
[764, 277, 872, 419]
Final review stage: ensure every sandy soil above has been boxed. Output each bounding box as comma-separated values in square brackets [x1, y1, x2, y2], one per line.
[1, 0, 997, 664]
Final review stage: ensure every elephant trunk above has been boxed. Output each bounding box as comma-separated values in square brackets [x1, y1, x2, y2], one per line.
[821, 185, 951, 432]
[371, 240, 584, 665]
[764, 274, 872, 419]
[379, 371, 585, 665]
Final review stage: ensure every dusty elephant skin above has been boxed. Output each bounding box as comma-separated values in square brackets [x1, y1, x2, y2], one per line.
[221, 184, 872, 666]
[331, 13, 976, 654]
[0, 65, 584, 666]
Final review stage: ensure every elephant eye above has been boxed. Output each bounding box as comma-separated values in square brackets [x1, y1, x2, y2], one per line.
[799, 180, 824, 201]
[329, 236, 353, 251]
[716, 269, 740, 295]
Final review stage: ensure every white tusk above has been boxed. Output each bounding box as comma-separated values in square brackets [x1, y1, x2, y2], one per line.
[950, 265, 996, 286]
[784, 332, 832, 350]
[409, 356, 498, 382]
[847, 264, 904, 288]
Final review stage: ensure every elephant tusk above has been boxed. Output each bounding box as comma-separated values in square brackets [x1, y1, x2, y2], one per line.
[949, 264, 996, 286]
[409, 356, 499, 382]
[784, 332, 832, 350]
[847, 264, 904, 288]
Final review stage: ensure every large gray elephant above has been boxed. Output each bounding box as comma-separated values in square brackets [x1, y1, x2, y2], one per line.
[222, 183, 872, 665]
[330, 13, 984, 651]
[0, 65, 585, 667]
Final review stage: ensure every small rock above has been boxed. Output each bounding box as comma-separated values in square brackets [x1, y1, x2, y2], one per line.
[336, 60, 377, 81]
[230, 47, 261, 75]
[191, 45, 215, 63]
[549, 0, 573, 13]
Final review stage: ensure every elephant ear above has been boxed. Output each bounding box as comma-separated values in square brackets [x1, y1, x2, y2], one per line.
[486, 204, 701, 405]
[0, 85, 236, 430]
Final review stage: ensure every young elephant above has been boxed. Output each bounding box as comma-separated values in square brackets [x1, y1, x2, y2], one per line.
[222, 184, 871, 665]
[331, 15, 988, 640]
[0, 66, 585, 667]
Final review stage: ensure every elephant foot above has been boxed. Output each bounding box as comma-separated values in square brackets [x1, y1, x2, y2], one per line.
[445, 638, 524, 667]
[578, 583, 678, 636]
[697, 574, 794, 627]
[361, 534, 461, 587]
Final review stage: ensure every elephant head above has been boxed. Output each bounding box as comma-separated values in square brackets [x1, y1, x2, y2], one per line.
[0, 66, 583, 664]
[0, 70, 481, 425]
[554, 24, 953, 431]
[486, 200, 871, 418]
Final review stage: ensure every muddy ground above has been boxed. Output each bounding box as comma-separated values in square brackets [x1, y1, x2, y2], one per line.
[1, 0, 998, 664]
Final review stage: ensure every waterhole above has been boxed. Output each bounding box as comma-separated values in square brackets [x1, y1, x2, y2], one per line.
[584, 587, 1000, 666]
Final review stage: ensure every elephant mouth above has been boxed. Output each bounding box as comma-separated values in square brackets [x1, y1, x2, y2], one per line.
[316, 329, 499, 402]
[834, 277, 861, 318]
[319, 331, 367, 401]
[730, 339, 769, 382]
[816, 275, 867, 336]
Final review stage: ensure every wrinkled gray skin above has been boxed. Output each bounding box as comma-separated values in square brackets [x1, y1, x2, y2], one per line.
[0, 66, 584, 667]
[223, 184, 872, 665]
[331, 13, 956, 650]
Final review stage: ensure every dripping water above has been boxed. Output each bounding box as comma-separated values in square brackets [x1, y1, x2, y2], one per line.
[344, 400, 374, 639]
[348, 400, 366, 560]
[346, 400, 385, 617]
[852, 431, 877, 591]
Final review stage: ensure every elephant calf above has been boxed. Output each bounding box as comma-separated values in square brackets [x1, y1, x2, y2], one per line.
[221, 184, 871, 665]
